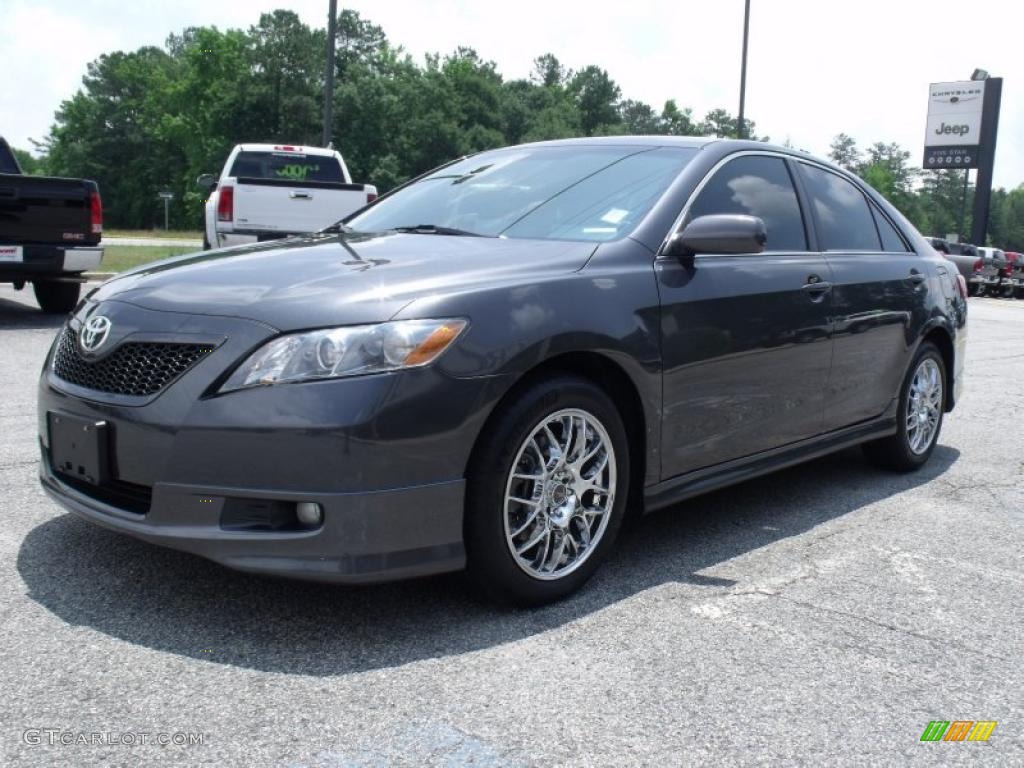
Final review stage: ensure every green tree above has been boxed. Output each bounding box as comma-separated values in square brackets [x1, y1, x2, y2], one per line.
[531, 54, 569, 88]
[568, 66, 621, 136]
[828, 133, 860, 171]
[660, 100, 699, 136]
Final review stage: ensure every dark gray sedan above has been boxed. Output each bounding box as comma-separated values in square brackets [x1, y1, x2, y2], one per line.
[38, 137, 967, 606]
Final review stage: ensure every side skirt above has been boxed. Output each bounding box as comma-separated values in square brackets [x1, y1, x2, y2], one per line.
[643, 414, 898, 513]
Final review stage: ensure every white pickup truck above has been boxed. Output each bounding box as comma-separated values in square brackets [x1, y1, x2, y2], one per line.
[198, 144, 377, 250]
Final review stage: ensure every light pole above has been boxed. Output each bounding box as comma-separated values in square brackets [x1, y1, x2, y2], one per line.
[322, 0, 337, 147]
[737, 0, 751, 139]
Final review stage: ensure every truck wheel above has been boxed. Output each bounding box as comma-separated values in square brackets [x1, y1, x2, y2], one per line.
[33, 280, 81, 314]
[464, 375, 630, 607]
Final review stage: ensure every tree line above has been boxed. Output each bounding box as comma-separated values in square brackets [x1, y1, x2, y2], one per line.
[17, 8, 1024, 249]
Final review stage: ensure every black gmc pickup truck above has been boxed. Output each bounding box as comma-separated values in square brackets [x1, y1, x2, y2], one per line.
[0, 137, 103, 313]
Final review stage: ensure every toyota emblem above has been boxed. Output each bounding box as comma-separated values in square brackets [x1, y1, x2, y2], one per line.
[80, 315, 112, 353]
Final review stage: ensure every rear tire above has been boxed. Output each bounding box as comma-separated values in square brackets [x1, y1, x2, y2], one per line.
[863, 342, 945, 472]
[33, 280, 81, 314]
[464, 375, 630, 607]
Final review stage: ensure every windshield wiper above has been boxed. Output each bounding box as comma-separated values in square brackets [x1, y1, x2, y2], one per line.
[318, 222, 358, 235]
[392, 224, 493, 237]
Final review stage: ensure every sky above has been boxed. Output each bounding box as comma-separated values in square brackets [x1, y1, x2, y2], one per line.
[2, 0, 1022, 188]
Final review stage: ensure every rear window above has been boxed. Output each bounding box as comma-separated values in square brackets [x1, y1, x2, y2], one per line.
[229, 151, 344, 183]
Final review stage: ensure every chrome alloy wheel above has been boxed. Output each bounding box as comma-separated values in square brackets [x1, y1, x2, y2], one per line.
[906, 358, 943, 455]
[503, 408, 616, 580]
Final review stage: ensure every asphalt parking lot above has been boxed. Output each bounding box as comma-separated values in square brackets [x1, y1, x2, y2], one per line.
[0, 284, 1021, 767]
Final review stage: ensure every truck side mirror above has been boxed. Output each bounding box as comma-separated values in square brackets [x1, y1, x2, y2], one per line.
[196, 173, 217, 192]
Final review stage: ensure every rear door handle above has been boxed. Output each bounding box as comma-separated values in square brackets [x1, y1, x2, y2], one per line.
[908, 270, 927, 285]
[290, 191, 312, 200]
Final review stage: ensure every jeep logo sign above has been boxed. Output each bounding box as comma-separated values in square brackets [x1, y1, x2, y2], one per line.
[934, 122, 971, 137]
[923, 79, 987, 168]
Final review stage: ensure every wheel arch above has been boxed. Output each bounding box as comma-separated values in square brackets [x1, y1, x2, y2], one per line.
[464, 350, 651, 515]
[919, 324, 956, 412]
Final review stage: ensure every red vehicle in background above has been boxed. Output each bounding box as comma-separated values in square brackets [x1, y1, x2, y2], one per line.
[1002, 251, 1023, 298]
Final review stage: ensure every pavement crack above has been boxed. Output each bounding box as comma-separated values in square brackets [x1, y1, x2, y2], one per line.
[767, 592, 1011, 663]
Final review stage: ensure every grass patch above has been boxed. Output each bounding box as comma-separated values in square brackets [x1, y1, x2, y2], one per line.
[104, 229, 203, 241]
[99, 245, 198, 272]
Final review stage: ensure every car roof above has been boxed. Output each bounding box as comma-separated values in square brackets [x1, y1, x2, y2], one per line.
[521, 135, 719, 149]
[511, 135, 843, 169]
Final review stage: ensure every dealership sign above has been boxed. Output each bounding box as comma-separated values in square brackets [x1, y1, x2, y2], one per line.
[923, 81, 987, 168]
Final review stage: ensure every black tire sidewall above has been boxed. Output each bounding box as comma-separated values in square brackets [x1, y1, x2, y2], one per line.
[33, 280, 81, 314]
[465, 376, 630, 606]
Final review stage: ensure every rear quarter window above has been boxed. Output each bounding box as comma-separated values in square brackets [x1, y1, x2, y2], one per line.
[871, 206, 911, 252]
[0, 141, 20, 174]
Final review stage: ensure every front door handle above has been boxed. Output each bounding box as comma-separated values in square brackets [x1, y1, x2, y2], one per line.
[290, 191, 312, 200]
[802, 275, 832, 293]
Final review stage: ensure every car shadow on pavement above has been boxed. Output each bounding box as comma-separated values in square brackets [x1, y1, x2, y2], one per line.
[17, 444, 959, 677]
[0, 295, 67, 331]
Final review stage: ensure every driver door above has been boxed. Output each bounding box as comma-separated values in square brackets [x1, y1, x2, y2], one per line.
[656, 153, 833, 479]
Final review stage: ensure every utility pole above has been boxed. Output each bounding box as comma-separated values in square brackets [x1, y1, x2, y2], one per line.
[322, 0, 337, 147]
[737, 0, 751, 139]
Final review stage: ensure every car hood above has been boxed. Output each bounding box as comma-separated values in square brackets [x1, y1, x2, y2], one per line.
[89, 232, 598, 330]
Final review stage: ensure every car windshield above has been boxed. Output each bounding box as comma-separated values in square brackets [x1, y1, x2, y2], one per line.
[229, 151, 344, 183]
[347, 145, 697, 242]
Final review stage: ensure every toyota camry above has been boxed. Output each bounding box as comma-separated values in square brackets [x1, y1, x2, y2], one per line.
[38, 137, 967, 606]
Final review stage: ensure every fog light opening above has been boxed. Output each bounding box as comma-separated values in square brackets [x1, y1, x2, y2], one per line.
[295, 501, 323, 528]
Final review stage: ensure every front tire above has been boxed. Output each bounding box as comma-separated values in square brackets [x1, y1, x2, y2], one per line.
[465, 376, 630, 607]
[863, 342, 945, 472]
[33, 280, 81, 314]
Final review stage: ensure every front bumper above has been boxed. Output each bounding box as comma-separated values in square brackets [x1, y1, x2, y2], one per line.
[40, 461, 466, 583]
[37, 301, 513, 583]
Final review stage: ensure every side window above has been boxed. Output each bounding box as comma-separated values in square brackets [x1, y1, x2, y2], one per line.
[799, 163, 881, 251]
[688, 155, 808, 251]
[872, 206, 911, 252]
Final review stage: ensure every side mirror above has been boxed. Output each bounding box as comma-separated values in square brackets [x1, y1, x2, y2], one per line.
[664, 214, 767, 264]
[196, 173, 217, 191]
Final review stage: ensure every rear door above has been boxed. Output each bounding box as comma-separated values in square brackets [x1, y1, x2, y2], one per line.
[795, 161, 929, 431]
[229, 150, 358, 234]
[657, 153, 833, 478]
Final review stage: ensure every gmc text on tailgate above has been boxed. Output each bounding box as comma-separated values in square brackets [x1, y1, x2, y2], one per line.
[0, 137, 103, 313]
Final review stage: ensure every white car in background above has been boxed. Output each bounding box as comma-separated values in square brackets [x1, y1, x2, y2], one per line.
[198, 144, 378, 249]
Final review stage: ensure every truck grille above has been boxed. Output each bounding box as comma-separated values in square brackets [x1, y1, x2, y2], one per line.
[52, 327, 214, 397]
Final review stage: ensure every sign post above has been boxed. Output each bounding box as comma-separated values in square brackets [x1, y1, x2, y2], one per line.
[969, 77, 1001, 246]
[157, 190, 175, 231]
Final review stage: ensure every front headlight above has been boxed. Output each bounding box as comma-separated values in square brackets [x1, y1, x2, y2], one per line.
[220, 318, 467, 392]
